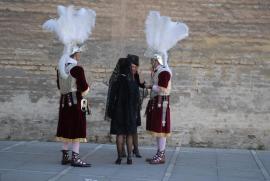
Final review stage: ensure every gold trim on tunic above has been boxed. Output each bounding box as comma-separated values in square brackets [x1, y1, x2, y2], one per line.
[147, 131, 171, 137]
[56, 137, 87, 143]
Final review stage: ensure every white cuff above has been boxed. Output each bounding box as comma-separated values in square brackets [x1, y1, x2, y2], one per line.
[82, 87, 90, 97]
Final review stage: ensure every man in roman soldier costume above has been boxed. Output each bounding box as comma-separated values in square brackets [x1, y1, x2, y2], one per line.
[145, 53, 172, 164]
[144, 11, 189, 164]
[55, 46, 91, 167]
[42, 5, 96, 167]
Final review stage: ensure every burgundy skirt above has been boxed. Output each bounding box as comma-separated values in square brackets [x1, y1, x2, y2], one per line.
[146, 95, 171, 137]
[56, 92, 87, 142]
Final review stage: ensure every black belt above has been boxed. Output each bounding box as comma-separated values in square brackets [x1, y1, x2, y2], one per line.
[155, 95, 169, 101]
[161, 95, 169, 100]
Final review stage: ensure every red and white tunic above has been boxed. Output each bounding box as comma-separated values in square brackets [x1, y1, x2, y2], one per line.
[56, 64, 90, 143]
[146, 65, 171, 137]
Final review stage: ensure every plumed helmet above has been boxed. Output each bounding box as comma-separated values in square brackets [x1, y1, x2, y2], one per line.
[70, 45, 82, 56]
[145, 11, 189, 68]
[42, 5, 96, 79]
[152, 54, 163, 65]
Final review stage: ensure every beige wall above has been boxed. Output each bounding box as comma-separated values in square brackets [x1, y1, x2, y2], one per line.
[0, 0, 270, 149]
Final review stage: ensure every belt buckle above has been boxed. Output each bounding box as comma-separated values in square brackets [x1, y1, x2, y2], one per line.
[81, 98, 88, 112]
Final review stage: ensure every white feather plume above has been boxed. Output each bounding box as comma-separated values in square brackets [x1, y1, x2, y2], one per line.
[43, 5, 96, 47]
[145, 11, 189, 67]
[42, 5, 96, 78]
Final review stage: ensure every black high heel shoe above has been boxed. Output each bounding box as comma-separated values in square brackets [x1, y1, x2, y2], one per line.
[133, 149, 142, 158]
[115, 157, 122, 164]
[127, 157, 132, 165]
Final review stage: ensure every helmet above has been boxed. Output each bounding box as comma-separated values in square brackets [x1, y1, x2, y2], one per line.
[152, 54, 163, 65]
[70, 45, 81, 56]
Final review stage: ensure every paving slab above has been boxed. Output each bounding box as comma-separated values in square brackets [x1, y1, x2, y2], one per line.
[0, 141, 269, 181]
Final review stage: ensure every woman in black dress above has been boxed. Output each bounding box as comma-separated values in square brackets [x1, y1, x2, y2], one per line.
[127, 54, 146, 158]
[106, 58, 140, 164]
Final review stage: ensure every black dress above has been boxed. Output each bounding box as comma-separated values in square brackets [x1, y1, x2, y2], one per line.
[107, 58, 140, 135]
[134, 73, 146, 127]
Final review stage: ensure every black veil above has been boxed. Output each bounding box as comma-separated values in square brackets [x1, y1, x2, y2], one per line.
[104, 58, 123, 121]
[105, 58, 139, 135]
[105, 58, 133, 121]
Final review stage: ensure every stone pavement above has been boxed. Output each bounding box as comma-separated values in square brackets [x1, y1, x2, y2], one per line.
[0, 141, 270, 181]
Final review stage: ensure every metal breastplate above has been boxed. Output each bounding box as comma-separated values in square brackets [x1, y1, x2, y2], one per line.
[150, 66, 172, 98]
[59, 73, 77, 94]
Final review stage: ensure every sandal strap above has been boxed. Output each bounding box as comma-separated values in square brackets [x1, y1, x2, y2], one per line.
[71, 152, 90, 166]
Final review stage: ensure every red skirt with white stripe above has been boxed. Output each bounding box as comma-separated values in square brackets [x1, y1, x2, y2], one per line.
[146, 95, 171, 137]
